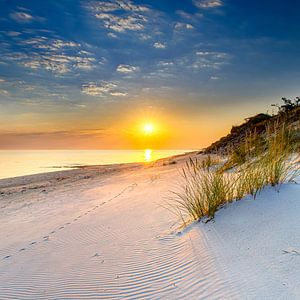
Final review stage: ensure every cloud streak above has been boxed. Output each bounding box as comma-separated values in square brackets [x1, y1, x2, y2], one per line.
[116, 64, 139, 73]
[81, 81, 127, 97]
[153, 42, 166, 49]
[193, 0, 223, 9]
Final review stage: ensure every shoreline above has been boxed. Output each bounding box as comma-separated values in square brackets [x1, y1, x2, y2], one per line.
[0, 149, 197, 184]
[0, 150, 198, 191]
[0, 151, 199, 200]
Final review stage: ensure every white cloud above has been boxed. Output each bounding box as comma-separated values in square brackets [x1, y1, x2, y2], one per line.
[0, 78, 6, 83]
[153, 42, 166, 49]
[22, 54, 96, 73]
[87, 0, 150, 33]
[193, 51, 229, 69]
[88, 0, 149, 13]
[10, 12, 34, 23]
[107, 32, 118, 38]
[22, 38, 80, 51]
[157, 61, 174, 67]
[116, 64, 139, 73]
[95, 13, 146, 32]
[174, 22, 194, 30]
[193, 0, 223, 9]
[11, 37, 96, 74]
[81, 81, 126, 97]
[110, 91, 127, 96]
[0, 89, 9, 96]
[139, 33, 151, 41]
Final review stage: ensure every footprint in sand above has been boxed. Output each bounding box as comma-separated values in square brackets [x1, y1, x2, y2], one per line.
[282, 248, 300, 255]
[50, 230, 56, 234]
[43, 236, 50, 241]
[30, 241, 37, 245]
[3, 255, 11, 260]
[59, 226, 64, 230]
[19, 248, 26, 252]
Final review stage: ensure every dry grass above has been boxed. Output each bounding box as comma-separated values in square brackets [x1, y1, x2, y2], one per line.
[170, 159, 234, 223]
[200, 155, 221, 170]
[170, 121, 300, 225]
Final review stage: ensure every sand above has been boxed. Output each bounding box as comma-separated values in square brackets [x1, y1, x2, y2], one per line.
[0, 153, 299, 299]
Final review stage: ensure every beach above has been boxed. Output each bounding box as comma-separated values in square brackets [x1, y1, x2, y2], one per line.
[0, 152, 299, 299]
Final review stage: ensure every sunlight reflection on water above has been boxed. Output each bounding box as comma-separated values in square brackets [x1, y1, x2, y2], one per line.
[0, 149, 192, 179]
[144, 149, 152, 162]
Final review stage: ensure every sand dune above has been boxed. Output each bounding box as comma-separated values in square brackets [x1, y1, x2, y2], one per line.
[0, 155, 299, 299]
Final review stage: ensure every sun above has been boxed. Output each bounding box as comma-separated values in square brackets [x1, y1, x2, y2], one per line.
[143, 123, 155, 135]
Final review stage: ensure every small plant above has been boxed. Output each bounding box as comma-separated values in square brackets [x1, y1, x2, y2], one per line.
[235, 162, 266, 198]
[221, 130, 264, 171]
[169, 159, 234, 223]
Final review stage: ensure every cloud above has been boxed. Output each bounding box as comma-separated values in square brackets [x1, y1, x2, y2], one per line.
[193, 0, 223, 9]
[153, 42, 166, 49]
[174, 22, 194, 30]
[21, 54, 95, 74]
[95, 13, 146, 32]
[21, 37, 80, 51]
[138, 33, 151, 40]
[5, 31, 22, 37]
[157, 61, 174, 67]
[116, 64, 139, 73]
[88, 0, 149, 13]
[6, 36, 97, 74]
[0, 129, 105, 139]
[0, 78, 6, 83]
[192, 51, 229, 69]
[9, 11, 45, 23]
[0, 89, 9, 95]
[107, 32, 118, 38]
[86, 0, 150, 33]
[10, 12, 34, 23]
[110, 91, 127, 96]
[81, 81, 127, 97]
[210, 76, 219, 80]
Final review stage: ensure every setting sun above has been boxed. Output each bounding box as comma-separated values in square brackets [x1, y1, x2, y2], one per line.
[143, 123, 155, 135]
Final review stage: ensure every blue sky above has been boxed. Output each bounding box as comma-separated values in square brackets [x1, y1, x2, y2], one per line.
[0, 0, 299, 149]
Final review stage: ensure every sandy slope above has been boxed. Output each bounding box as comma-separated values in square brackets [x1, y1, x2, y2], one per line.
[0, 154, 299, 299]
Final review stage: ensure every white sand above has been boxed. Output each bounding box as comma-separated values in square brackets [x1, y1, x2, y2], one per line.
[0, 153, 299, 299]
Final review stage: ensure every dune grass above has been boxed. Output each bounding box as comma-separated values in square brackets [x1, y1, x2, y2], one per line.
[170, 121, 300, 225]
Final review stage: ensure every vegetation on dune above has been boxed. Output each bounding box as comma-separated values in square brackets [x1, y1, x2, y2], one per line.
[205, 97, 300, 154]
[170, 98, 300, 226]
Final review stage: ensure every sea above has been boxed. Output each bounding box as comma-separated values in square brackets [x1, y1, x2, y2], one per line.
[0, 149, 192, 180]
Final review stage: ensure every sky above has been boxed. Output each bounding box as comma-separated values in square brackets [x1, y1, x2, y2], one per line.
[0, 0, 299, 149]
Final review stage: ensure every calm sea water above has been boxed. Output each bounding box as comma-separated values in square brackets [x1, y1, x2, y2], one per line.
[0, 150, 191, 180]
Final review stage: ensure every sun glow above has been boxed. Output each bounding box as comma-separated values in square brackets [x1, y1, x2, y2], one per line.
[143, 123, 155, 135]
